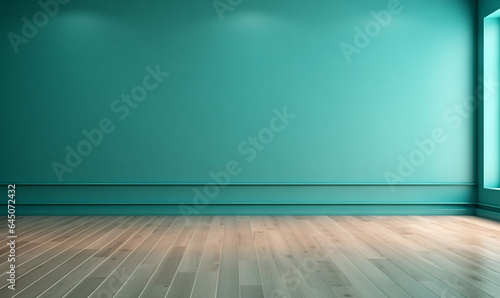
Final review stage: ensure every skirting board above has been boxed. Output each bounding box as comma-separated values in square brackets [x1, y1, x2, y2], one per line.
[6, 184, 475, 204]
[476, 204, 500, 221]
[9, 204, 475, 216]
[3, 184, 476, 215]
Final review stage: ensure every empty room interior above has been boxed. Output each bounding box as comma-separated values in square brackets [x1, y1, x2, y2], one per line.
[2, 0, 500, 297]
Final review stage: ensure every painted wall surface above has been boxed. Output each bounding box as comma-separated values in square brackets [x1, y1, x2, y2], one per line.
[0, 0, 477, 214]
[478, 0, 500, 220]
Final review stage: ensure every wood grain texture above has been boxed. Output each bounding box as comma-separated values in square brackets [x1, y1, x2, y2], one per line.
[1, 216, 498, 298]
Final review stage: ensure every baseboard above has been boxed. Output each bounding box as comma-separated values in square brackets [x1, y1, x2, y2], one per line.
[6, 184, 475, 204]
[3, 184, 476, 215]
[476, 203, 500, 221]
[9, 203, 475, 216]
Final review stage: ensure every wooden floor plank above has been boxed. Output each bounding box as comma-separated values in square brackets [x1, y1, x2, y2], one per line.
[166, 216, 212, 298]
[302, 217, 387, 298]
[241, 285, 264, 298]
[216, 216, 240, 298]
[366, 219, 484, 294]
[0, 216, 100, 271]
[139, 217, 201, 297]
[88, 216, 176, 298]
[0, 216, 116, 293]
[0, 216, 79, 258]
[237, 216, 262, 288]
[1, 215, 498, 298]
[7, 216, 128, 298]
[0, 216, 54, 239]
[191, 216, 225, 298]
[64, 216, 160, 298]
[253, 229, 294, 298]
[267, 217, 315, 298]
[375, 218, 497, 297]
[38, 216, 145, 298]
[114, 217, 187, 298]
[284, 216, 352, 296]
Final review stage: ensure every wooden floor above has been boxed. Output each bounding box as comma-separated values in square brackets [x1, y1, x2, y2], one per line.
[1, 216, 500, 298]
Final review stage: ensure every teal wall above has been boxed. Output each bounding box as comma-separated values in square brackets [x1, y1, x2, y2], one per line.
[478, 0, 500, 220]
[1, 0, 477, 214]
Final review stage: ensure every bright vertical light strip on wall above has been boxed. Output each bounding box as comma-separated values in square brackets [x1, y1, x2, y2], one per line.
[484, 10, 500, 188]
